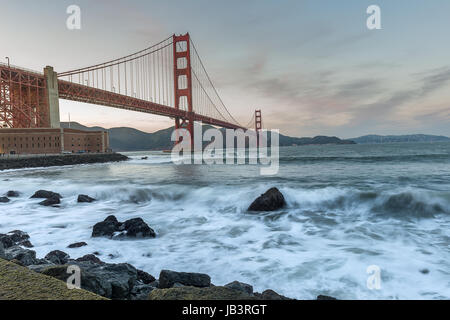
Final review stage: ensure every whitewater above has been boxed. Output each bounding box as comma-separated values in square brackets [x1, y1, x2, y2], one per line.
[0, 142, 449, 299]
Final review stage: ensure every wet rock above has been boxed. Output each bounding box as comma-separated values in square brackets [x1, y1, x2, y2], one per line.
[420, 269, 430, 274]
[131, 284, 155, 300]
[67, 242, 88, 248]
[254, 289, 291, 300]
[3, 246, 38, 266]
[92, 216, 121, 238]
[45, 250, 70, 265]
[158, 270, 211, 289]
[31, 190, 62, 199]
[149, 286, 256, 300]
[92, 215, 156, 239]
[41, 261, 138, 300]
[225, 281, 253, 294]
[0, 243, 5, 259]
[317, 295, 338, 300]
[75, 254, 104, 265]
[0, 230, 33, 248]
[248, 187, 286, 212]
[6, 191, 20, 197]
[0, 197, 10, 203]
[27, 263, 56, 273]
[137, 269, 156, 284]
[78, 194, 96, 203]
[122, 218, 156, 238]
[39, 196, 61, 206]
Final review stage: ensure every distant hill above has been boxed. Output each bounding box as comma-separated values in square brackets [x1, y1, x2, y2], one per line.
[351, 134, 450, 144]
[61, 122, 355, 151]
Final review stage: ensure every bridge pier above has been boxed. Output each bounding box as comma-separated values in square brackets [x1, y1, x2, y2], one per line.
[44, 66, 60, 128]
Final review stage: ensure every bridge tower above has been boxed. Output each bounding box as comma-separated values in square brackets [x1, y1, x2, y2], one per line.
[173, 33, 194, 148]
[255, 109, 262, 146]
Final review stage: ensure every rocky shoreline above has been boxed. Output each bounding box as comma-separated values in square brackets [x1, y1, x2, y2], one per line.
[0, 153, 129, 171]
[0, 187, 337, 300]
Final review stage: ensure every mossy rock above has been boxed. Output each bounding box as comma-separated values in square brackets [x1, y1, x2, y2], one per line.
[0, 258, 106, 300]
[148, 286, 258, 300]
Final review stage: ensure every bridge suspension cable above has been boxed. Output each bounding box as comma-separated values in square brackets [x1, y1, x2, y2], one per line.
[57, 34, 254, 130]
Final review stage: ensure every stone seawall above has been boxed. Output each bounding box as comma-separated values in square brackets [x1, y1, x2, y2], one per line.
[0, 153, 128, 170]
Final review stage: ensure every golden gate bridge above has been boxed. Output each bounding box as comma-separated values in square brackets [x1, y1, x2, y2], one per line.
[0, 33, 262, 145]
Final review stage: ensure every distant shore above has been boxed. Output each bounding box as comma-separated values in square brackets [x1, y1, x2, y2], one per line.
[0, 153, 129, 171]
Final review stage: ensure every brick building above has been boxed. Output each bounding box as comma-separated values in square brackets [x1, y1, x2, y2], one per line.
[0, 128, 110, 155]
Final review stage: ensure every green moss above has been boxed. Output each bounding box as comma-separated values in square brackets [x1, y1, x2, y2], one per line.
[0, 258, 107, 300]
[148, 286, 257, 300]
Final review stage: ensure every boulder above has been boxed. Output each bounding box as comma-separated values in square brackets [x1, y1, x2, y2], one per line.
[158, 270, 211, 289]
[41, 261, 139, 300]
[3, 246, 38, 266]
[45, 250, 70, 265]
[67, 242, 88, 248]
[92, 215, 156, 239]
[92, 215, 121, 238]
[130, 284, 155, 300]
[137, 269, 156, 284]
[254, 289, 291, 300]
[75, 254, 104, 265]
[0, 197, 10, 203]
[122, 218, 156, 238]
[317, 295, 338, 300]
[6, 191, 20, 197]
[78, 194, 96, 203]
[31, 190, 62, 199]
[225, 281, 253, 294]
[148, 286, 256, 300]
[39, 196, 61, 206]
[0, 230, 33, 248]
[248, 187, 286, 212]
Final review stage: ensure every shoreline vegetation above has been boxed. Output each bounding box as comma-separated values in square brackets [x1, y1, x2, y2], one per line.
[0, 187, 337, 301]
[0, 153, 129, 171]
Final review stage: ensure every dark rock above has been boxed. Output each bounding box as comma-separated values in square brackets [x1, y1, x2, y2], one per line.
[10, 259, 25, 266]
[6, 191, 20, 197]
[317, 295, 338, 300]
[92, 215, 156, 239]
[92, 216, 120, 238]
[19, 240, 34, 248]
[248, 187, 286, 212]
[122, 218, 156, 238]
[254, 289, 291, 300]
[41, 261, 138, 300]
[149, 286, 256, 300]
[137, 269, 156, 284]
[158, 270, 211, 289]
[27, 263, 57, 273]
[45, 250, 70, 265]
[75, 254, 104, 265]
[420, 269, 430, 274]
[0, 230, 33, 248]
[3, 246, 38, 266]
[78, 194, 96, 203]
[0, 197, 10, 203]
[31, 190, 62, 199]
[0, 243, 5, 259]
[67, 242, 88, 248]
[0, 234, 14, 248]
[130, 284, 155, 300]
[39, 196, 61, 206]
[225, 281, 253, 294]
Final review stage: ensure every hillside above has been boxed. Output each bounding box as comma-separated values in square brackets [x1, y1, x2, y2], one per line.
[351, 134, 450, 144]
[61, 122, 355, 151]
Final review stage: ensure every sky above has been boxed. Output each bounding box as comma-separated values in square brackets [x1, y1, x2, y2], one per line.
[2, 0, 450, 138]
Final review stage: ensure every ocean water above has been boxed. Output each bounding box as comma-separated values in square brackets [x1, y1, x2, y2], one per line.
[0, 142, 449, 300]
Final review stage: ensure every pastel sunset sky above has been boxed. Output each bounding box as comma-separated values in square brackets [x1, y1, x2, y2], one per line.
[2, 0, 450, 138]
